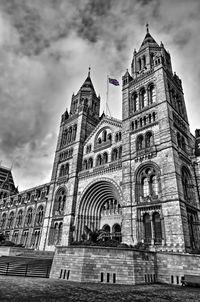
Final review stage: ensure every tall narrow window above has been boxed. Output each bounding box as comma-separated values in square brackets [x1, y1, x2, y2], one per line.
[182, 167, 193, 202]
[145, 132, 153, 148]
[96, 154, 102, 166]
[111, 149, 118, 161]
[88, 158, 93, 169]
[103, 152, 108, 164]
[1, 213, 7, 229]
[57, 222, 63, 245]
[151, 176, 158, 196]
[83, 159, 88, 170]
[133, 93, 139, 112]
[142, 177, 149, 197]
[119, 146, 122, 159]
[138, 58, 142, 70]
[136, 135, 144, 150]
[153, 212, 162, 244]
[148, 84, 156, 104]
[143, 214, 152, 244]
[140, 88, 146, 109]
[103, 130, 107, 142]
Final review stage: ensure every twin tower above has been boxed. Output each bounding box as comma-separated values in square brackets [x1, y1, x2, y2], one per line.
[43, 26, 200, 253]
[1, 27, 200, 253]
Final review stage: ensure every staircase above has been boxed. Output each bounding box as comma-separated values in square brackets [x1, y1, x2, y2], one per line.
[0, 256, 53, 278]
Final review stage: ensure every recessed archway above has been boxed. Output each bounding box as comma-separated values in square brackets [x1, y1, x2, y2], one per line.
[76, 179, 122, 241]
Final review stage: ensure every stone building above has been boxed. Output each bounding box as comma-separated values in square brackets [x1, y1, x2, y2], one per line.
[1, 27, 200, 254]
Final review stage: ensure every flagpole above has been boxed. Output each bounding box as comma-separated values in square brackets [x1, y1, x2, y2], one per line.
[106, 75, 109, 116]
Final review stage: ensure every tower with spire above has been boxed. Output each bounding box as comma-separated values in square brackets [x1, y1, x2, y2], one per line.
[41, 69, 101, 250]
[121, 25, 199, 251]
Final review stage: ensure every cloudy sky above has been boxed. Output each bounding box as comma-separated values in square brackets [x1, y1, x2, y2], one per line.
[0, 0, 199, 191]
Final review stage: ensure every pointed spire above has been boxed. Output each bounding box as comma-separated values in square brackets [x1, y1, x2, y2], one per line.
[146, 23, 149, 34]
[88, 66, 91, 78]
[79, 69, 96, 95]
[139, 24, 159, 50]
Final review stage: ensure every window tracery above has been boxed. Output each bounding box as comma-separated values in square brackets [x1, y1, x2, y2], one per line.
[136, 165, 160, 203]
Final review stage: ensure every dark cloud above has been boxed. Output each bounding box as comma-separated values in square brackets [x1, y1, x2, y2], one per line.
[0, 0, 199, 189]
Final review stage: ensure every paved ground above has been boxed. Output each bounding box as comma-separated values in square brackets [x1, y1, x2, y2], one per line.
[0, 276, 200, 302]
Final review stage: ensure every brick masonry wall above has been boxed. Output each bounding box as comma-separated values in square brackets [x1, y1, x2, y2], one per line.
[50, 246, 156, 285]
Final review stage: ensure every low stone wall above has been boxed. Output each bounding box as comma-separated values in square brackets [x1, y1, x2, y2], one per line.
[157, 252, 200, 285]
[0, 246, 54, 258]
[50, 246, 156, 285]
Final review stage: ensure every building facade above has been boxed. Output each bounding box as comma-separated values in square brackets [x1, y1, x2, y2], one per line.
[1, 28, 200, 253]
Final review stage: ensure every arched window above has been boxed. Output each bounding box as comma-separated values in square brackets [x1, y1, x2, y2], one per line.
[57, 222, 63, 245]
[142, 177, 149, 197]
[36, 206, 44, 225]
[59, 165, 65, 177]
[8, 212, 14, 228]
[102, 224, 110, 241]
[182, 137, 186, 151]
[103, 130, 107, 142]
[136, 135, 144, 150]
[83, 159, 88, 170]
[150, 53, 154, 67]
[112, 224, 122, 242]
[98, 137, 102, 144]
[148, 84, 156, 104]
[111, 148, 118, 161]
[16, 210, 23, 227]
[96, 154, 102, 166]
[143, 213, 152, 244]
[145, 132, 153, 148]
[136, 165, 160, 203]
[53, 223, 59, 245]
[88, 158, 93, 169]
[153, 212, 162, 244]
[53, 189, 67, 215]
[140, 88, 146, 109]
[138, 58, 142, 70]
[151, 175, 158, 196]
[26, 208, 33, 226]
[103, 152, 108, 164]
[65, 163, 69, 177]
[143, 55, 146, 68]
[108, 133, 112, 142]
[115, 133, 119, 143]
[67, 127, 72, 143]
[119, 146, 122, 159]
[1, 213, 7, 229]
[119, 132, 122, 141]
[72, 124, 77, 141]
[177, 132, 181, 148]
[135, 120, 138, 129]
[132, 92, 139, 112]
[149, 114, 152, 123]
[182, 167, 193, 202]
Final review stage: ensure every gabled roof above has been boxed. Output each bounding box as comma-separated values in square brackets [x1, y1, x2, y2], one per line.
[84, 115, 122, 145]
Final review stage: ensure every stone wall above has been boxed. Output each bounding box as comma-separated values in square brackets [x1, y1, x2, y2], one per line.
[50, 246, 156, 285]
[156, 252, 200, 285]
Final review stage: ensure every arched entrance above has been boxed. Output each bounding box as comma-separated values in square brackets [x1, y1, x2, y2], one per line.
[76, 179, 122, 241]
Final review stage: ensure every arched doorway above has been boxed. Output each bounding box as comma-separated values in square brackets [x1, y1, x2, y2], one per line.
[76, 180, 122, 241]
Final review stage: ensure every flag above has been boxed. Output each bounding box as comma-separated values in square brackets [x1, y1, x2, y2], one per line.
[108, 78, 120, 86]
